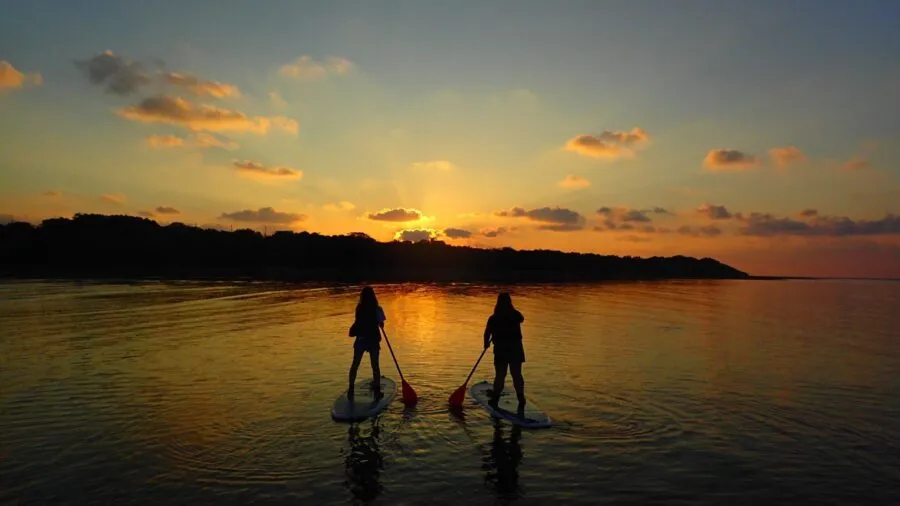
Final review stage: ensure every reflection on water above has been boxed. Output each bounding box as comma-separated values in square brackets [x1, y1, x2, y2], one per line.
[344, 421, 384, 504]
[482, 420, 523, 503]
[1, 279, 900, 505]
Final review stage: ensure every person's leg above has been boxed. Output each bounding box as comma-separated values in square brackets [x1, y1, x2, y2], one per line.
[370, 345, 382, 399]
[510, 361, 525, 407]
[491, 357, 508, 408]
[348, 345, 364, 400]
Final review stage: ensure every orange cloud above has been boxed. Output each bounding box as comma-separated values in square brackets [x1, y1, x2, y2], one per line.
[101, 193, 126, 205]
[232, 160, 302, 180]
[842, 157, 869, 171]
[147, 133, 239, 150]
[411, 160, 454, 171]
[703, 149, 757, 171]
[558, 174, 590, 189]
[0, 61, 42, 90]
[162, 72, 241, 99]
[279, 56, 355, 80]
[564, 127, 650, 159]
[118, 95, 298, 135]
[768, 146, 806, 168]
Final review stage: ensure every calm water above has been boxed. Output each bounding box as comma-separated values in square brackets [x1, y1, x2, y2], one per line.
[1, 279, 899, 505]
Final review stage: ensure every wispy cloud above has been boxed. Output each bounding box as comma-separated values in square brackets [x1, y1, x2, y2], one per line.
[564, 127, 650, 160]
[269, 91, 288, 108]
[368, 208, 425, 222]
[155, 206, 180, 215]
[43, 190, 62, 197]
[219, 207, 306, 224]
[676, 224, 723, 237]
[739, 212, 900, 237]
[480, 226, 509, 238]
[697, 203, 734, 220]
[101, 193, 127, 205]
[162, 72, 240, 98]
[147, 133, 239, 150]
[558, 174, 590, 189]
[279, 55, 355, 80]
[233, 160, 302, 180]
[703, 149, 757, 171]
[323, 201, 356, 212]
[0, 61, 42, 90]
[411, 160, 454, 171]
[75, 50, 152, 95]
[118, 95, 298, 135]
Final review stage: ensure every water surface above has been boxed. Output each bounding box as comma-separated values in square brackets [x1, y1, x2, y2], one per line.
[2, 279, 899, 505]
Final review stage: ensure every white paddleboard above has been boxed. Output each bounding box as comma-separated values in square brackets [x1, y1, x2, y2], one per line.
[470, 380, 552, 428]
[331, 377, 396, 422]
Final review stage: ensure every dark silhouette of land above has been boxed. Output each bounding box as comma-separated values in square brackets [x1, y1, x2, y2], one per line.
[0, 214, 750, 282]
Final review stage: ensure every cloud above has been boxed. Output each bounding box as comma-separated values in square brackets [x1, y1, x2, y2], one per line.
[219, 207, 306, 224]
[323, 201, 356, 212]
[481, 227, 509, 238]
[162, 72, 240, 98]
[618, 234, 653, 243]
[677, 224, 723, 237]
[442, 228, 473, 239]
[697, 203, 733, 220]
[118, 95, 298, 135]
[495, 206, 586, 231]
[279, 55, 355, 80]
[43, 190, 61, 197]
[799, 208, 818, 217]
[232, 160, 302, 180]
[147, 133, 239, 150]
[368, 208, 424, 222]
[0, 61, 42, 90]
[768, 146, 806, 168]
[564, 127, 650, 160]
[595, 206, 670, 229]
[739, 212, 900, 237]
[101, 193, 126, 205]
[842, 157, 869, 171]
[138, 211, 155, 218]
[75, 50, 151, 95]
[558, 174, 590, 189]
[703, 149, 757, 171]
[155, 206, 180, 215]
[411, 160, 454, 171]
[394, 228, 438, 242]
[269, 91, 287, 108]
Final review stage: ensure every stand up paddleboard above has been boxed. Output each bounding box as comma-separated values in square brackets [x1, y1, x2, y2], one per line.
[470, 380, 551, 428]
[332, 377, 396, 422]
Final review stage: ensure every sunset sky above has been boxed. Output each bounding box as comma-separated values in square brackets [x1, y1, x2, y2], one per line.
[2, 1, 899, 278]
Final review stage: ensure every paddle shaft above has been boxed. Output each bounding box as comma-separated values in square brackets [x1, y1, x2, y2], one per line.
[380, 326, 406, 384]
[463, 338, 492, 386]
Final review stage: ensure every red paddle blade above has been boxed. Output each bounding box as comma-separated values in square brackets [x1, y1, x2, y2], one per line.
[448, 384, 466, 407]
[401, 380, 418, 405]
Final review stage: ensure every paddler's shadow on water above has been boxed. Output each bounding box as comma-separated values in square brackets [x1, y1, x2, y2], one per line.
[481, 419, 524, 502]
[343, 419, 384, 504]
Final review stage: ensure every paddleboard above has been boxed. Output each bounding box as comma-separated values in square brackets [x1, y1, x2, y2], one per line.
[331, 377, 396, 422]
[470, 380, 551, 428]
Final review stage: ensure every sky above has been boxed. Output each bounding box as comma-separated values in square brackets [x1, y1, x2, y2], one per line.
[1, 0, 899, 278]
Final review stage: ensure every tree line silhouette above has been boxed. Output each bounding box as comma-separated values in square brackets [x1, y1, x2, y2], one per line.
[0, 214, 750, 282]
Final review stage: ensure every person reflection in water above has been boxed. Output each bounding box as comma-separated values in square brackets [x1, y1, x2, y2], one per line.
[483, 292, 527, 415]
[348, 286, 386, 401]
[344, 421, 384, 502]
[483, 420, 523, 500]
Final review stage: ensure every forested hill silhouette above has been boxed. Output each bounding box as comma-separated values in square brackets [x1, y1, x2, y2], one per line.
[0, 214, 750, 282]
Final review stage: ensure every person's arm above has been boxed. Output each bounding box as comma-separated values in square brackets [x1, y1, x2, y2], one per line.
[377, 306, 386, 329]
[483, 316, 492, 349]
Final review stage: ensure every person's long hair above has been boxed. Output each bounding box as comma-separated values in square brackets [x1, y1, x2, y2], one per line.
[357, 286, 379, 320]
[493, 292, 514, 315]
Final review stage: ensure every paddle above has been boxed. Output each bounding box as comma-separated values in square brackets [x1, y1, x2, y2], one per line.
[380, 326, 418, 406]
[448, 339, 491, 408]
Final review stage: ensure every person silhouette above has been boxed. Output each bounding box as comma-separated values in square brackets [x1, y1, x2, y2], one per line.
[483, 292, 527, 415]
[347, 286, 386, 401]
